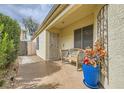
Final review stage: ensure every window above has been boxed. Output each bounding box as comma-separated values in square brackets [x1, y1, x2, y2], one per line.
[74, 28, 81, 48]
[36, 37, 39, 50]
[82, 25, 93, 49]
[74, 25, 93, 49]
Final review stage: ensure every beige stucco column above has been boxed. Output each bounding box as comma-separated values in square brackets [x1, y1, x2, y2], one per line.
[108, 4, 124, 88]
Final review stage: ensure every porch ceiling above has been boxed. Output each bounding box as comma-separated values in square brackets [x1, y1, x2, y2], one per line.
[50, 4, 98, 30]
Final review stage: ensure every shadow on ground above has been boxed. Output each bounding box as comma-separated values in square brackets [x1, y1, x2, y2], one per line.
[15, 57, 61, 88]
[18, 62, 61, 81]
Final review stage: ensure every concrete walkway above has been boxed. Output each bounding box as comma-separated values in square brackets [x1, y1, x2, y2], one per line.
[15, 56, 87, 89]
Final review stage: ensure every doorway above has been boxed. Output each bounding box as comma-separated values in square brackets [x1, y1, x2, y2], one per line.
[49, 32, 59, 60]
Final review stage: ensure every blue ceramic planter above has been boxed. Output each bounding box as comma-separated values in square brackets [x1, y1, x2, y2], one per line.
[82, 64, 100, 89]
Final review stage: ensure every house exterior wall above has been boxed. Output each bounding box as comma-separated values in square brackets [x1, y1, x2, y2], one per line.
[33, 31, 47, 60]
[59, 5, 103, 50]
[59, 14, 94, 50]
[108, 4, 124, 88]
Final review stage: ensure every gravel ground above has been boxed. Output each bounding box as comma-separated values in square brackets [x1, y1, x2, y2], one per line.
[15, 56, 87, 89]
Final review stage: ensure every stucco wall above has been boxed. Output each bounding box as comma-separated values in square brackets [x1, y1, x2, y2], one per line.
[34, 31, 47, 60]
[59, 14, 94, 50]
[108, 4, 124, 88]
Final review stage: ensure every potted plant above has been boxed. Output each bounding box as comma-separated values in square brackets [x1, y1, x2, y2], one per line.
[82, 39, 107, 89]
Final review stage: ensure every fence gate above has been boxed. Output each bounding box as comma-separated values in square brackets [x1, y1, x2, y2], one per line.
[97, 5, 109, 86]
[19, 41, 27, 56]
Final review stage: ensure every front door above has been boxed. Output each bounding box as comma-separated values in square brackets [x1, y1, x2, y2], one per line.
[49, 32, 59, 60]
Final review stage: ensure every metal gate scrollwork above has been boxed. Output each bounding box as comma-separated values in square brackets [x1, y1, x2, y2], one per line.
[97, 5, 109, 85]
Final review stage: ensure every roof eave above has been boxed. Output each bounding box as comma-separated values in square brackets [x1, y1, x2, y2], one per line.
[32, 4, 69, 40]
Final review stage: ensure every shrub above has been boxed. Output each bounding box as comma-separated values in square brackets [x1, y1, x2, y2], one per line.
[0, 13, 21, 69]
[0, 80, 5, 87]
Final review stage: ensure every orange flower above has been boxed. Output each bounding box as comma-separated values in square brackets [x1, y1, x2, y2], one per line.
[83, 39, 107, 67]
[100, 49, 106, 58]
[91, 49, 95, 56]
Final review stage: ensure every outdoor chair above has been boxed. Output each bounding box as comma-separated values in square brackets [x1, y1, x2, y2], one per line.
[60, 49, 69, 63]
[60, 48, 84, 70]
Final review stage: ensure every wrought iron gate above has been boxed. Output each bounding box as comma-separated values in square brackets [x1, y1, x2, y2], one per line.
[97, 5, 109, 85]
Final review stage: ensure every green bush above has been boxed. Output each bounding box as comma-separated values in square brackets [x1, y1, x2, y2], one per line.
[0, 13, 21, 69]
[0, 80, 5, 87]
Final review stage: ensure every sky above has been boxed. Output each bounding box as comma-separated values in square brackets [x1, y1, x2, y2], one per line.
[0, 4, 53, 29]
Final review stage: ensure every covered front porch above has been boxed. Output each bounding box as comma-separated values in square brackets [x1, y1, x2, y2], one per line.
[45, 4, 108, 88]
[46, 4, 104, 60]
